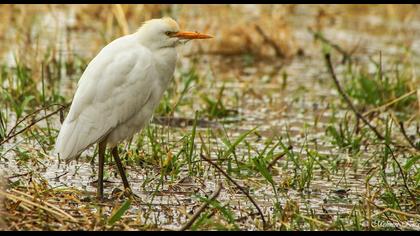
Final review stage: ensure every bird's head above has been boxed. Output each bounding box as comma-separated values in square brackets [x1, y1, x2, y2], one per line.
[137, 17, 213, 50]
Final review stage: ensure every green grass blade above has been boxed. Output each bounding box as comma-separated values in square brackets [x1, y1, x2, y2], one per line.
[107, 199, 132, 225]
[223, 127, 257, 160]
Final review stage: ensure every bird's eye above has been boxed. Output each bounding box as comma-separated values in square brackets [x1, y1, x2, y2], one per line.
[165, 31, 172, 36]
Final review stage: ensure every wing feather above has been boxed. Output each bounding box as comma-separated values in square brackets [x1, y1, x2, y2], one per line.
[54, 35, 158, 160]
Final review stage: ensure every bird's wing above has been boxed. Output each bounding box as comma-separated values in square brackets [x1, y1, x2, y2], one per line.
[54, 36, 159, 160]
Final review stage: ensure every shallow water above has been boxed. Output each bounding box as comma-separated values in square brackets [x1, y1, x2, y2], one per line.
[1, 5, 419, 230]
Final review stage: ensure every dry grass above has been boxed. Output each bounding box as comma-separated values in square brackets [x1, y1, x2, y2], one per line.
[2, 4, 420, 64]
[1, 4, 419, 231]
[0, 181, 127, 230]
[0, 171, 4, 230]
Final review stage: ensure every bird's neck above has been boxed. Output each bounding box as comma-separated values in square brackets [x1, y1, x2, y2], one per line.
[135, 32, 177, 86]
[152, 47, 178, 86]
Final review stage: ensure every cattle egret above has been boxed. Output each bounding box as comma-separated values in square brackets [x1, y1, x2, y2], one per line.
[54, 17, 213, 200]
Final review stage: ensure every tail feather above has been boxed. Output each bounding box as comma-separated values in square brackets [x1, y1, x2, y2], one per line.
[54, 120, 81, 160]
[54, 112, 113, 161]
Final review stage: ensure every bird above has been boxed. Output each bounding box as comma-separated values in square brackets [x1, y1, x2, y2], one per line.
[54, 17, 213, 200]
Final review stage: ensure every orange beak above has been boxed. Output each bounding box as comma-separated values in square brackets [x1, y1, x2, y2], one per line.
[174, 31, 213, 39]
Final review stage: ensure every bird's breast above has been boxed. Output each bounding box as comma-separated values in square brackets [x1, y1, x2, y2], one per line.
[153, 47, 177, 83]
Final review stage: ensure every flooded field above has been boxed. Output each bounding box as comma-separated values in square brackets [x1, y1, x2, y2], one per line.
[0, 4, 419, 230]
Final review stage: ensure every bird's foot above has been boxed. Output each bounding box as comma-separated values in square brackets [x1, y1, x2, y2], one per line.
[126, 189, 142, 203]
[111, 187, 141, 202]
[96, 194, 106, 202]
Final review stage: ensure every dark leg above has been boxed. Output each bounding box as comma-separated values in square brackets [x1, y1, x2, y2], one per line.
[111, 147, 131, 191]
[97, 141, 107, 200]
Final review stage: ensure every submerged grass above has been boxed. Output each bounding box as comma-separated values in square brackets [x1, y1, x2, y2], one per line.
[0, 4, 419, 231]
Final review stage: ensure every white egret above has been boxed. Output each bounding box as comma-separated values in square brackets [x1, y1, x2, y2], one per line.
[54, 17, 212, 200]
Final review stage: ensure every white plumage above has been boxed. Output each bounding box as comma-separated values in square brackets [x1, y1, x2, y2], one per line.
[55, 17, 211, 161]
[53, 17, 212, 199]
[55, 34, 165, 160]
